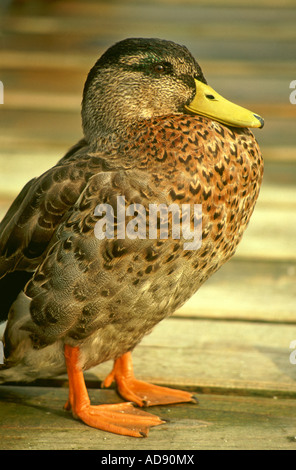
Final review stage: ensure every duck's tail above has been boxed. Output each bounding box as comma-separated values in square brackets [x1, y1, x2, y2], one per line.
[0, 292, 66, 384]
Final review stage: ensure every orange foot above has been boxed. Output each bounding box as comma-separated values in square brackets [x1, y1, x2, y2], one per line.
[101, 351, 198, 407]
[64, 345, 164, 437]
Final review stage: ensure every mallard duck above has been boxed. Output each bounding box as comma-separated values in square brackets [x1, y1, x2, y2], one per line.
[0, 38, 264, 437]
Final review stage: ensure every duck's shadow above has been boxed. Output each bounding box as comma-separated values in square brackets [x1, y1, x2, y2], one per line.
[0, 380, 133, 425]
[0, 383, 74, 422]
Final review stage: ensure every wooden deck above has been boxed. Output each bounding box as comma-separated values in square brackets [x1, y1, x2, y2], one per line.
[0, 0, 296, 450]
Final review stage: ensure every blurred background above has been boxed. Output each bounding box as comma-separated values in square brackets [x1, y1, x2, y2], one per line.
[0, 0, 295, 376]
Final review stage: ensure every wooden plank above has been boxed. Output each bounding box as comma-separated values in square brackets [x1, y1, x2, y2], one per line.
[3, 91, 81, 112]
[0, 50, 95, 69]
[5, 1, 296, 41]
[262, 147, 296, 162]
[235, 204, 296, 261]
[176, 259, 296, 322]
[4, 17, 296, 45]
[1, 318, 295, 397]
[0, 109, 81, 149]
[2, 4, 296, 68]
[82, 318, 296, 396]
[0, 68, 85, 95]
[0, 384, 295, 450]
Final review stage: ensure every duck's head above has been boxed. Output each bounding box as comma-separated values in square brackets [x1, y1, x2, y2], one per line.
[82, 38, 264, 142]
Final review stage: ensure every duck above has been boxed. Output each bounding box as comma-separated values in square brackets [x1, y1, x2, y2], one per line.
[0, 38, 264, 437]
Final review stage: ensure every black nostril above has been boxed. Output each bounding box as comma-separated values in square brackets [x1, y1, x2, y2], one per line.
[206, 94, 215, 100]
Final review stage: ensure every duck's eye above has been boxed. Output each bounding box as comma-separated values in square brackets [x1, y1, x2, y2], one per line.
[154, 64, 165, 73]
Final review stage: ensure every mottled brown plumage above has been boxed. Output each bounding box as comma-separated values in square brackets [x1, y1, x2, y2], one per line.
[0, 38, 263, 436]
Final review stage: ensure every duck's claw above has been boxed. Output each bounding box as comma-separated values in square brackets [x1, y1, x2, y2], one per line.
[67, 401, 164, 437]
[64, 344, 164, 437]
[102, 351, 198, 407]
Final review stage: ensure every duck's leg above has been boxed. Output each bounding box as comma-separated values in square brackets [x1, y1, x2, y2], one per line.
[101, 351, 198, 407]
[64, 345, 164, 437]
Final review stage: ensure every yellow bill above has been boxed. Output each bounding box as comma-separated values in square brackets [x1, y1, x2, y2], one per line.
[185, 79, 264, 129]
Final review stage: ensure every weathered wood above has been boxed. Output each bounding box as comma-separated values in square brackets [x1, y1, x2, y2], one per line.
[0, 385, 295, 450]
[26, 316, 295, 396]
[85, 318, 296, 396]
[176, 259, 296, 322]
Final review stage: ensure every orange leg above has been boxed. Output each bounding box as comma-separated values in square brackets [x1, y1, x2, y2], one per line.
[101, 351, 198, 407]
[64, 345, 164, 437]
